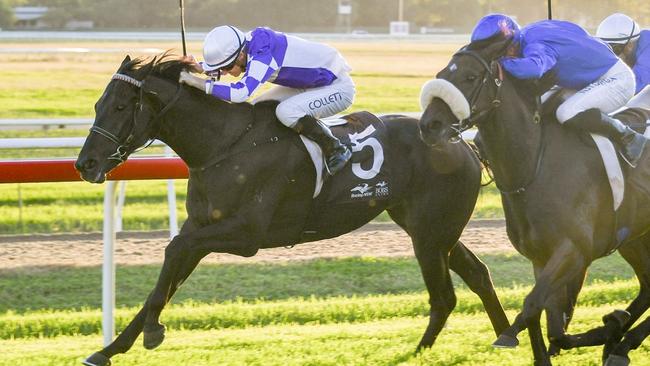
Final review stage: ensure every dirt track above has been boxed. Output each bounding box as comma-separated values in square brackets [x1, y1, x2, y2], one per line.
[0, 219, 512, 271]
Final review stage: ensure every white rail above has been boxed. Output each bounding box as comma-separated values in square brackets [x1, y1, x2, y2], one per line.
[0, 118, 92, 127]
[0, 137, 165, 149]
[0, 137, 178, 245]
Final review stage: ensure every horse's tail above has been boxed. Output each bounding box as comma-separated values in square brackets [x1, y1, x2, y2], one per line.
[467, 141, 494, 187]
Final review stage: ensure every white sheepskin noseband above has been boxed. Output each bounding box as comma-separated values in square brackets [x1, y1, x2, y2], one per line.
[419, 79, 470, 121]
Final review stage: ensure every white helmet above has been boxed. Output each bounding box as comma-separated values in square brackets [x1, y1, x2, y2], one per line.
[201, 25, 245, 72]
[596, 13, 641, 44]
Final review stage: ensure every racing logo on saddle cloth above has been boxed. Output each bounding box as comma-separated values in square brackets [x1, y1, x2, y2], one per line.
[321, 111, 392, 204]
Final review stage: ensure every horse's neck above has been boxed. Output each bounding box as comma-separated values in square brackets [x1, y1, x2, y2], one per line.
[157, 99, 254, 168]
[479, 89, 542, 192]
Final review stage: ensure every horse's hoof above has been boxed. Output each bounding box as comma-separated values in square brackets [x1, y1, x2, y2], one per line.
[548, 343, 561, 357]
[604, 355, 630, 366]
[414, 343, 431, 354]
[143, 324, 166, 350]
[82, 352, 111, 366]
[492, 334, 519, 348]
[533, 360, 552, 366]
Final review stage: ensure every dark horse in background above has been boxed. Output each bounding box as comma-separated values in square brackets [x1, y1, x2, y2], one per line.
[419, 38, 650, 366]
[75, 54, 510, 366]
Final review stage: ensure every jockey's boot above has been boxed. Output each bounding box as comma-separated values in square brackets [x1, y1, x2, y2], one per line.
[564, 108, 647, 168]
[293, 115, 352, 175]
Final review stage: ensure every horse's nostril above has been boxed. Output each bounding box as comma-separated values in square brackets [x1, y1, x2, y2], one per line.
[75, 158, 97, 172]
[424, 120, 442, 132]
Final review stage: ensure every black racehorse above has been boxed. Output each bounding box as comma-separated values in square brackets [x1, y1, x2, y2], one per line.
[418, 38, 650, 366]
[75, 54, 510, 366]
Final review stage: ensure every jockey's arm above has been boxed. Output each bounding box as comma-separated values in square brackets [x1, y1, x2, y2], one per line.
[501, 42, 557, 80]
[206, 52, 277, 103]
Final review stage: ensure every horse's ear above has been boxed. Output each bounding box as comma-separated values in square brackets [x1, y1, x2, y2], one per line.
[117, 55, 132, 72]
[483, 38, 513, 60]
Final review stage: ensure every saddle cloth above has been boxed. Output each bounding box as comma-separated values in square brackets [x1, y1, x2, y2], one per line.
[300, 111, 391, 202]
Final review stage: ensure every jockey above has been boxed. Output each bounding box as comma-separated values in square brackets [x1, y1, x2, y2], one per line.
[471, 14, 646, 167]
[596, 13, 650, 94]
[179, 25, 353, 175]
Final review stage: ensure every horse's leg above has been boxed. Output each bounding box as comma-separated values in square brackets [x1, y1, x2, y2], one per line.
[492, 312, 527, 348]
[83, 306, 148, 366]
[411, 233, 457, 351]
[83, 220, 203, 366]
[142, 240, 209, 349]
[605, 316, 650, 366]
[142, 215, 255, 349]
[493, 264, 550, 349]
[545, 269, 586, 355]
[448, 241, 510, 336]
[601, 238, 650, 360]
[561, 237, 650, 355]
[520, 240, 588, 366]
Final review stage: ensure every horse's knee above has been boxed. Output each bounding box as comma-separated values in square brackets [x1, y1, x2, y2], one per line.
[164, 237, 187, 259]
[430, 291, 457, 315]
[522, 296, 544, 323]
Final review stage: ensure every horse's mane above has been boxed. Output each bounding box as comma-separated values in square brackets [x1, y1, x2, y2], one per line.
[121, 51, 261, 111]
[124, 51, 194, 83]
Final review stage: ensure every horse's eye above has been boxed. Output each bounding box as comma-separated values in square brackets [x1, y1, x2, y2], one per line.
[116, 105, 126, 111]
[467, 75, 477, 82]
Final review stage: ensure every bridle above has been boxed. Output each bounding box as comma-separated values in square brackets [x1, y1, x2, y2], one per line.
[89, 73, 181, 163]
[448, 48, 545, 195]
[450, 48, 506, 134]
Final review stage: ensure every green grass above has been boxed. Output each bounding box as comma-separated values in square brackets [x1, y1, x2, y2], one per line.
[0, 254, 638, 337]
[0, 180, 190, 234]
[3, 310, 648, 366]
[0, 254, 635, 314]
[0, 254, 648, 365]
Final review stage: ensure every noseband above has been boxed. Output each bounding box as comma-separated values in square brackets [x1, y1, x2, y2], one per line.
[90, 73, 181, 163]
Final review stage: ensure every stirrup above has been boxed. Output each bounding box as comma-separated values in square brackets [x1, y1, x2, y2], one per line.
[619, 134, 647, 168]
[325, 147, 352, 176]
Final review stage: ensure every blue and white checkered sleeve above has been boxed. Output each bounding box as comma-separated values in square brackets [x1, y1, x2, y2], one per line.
[208, 54, 277, 103]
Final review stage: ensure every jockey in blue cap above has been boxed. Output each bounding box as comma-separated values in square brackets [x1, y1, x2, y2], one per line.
[470, 14, 647, 167]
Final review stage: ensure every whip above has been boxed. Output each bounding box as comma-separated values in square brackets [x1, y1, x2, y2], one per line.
[179, 0, 187, 56]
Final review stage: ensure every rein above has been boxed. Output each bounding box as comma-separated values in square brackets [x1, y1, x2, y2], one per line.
[90, 73, 182, 163]
[451, 49, 545, 195]
[189, 124, 284, 172]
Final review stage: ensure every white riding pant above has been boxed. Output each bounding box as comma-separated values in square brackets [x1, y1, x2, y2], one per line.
[555, 59, 636, 123]
[252, 73, 355, 128]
